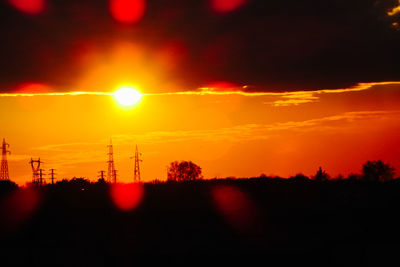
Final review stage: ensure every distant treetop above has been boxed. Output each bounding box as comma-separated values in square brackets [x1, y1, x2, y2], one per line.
[167, 161, 203, 182]
[362, 160, 395, 182]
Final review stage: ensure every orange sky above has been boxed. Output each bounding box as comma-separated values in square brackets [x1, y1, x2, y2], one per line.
[2, 0, 400, 186]
[1, 81, 400, 185]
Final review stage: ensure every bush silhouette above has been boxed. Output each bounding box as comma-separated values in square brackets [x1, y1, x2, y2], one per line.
[290, 173, 310, 182]
[0, 180, 18, 196]
[347, 173, 361, 180]
[362, 160, 395, 181]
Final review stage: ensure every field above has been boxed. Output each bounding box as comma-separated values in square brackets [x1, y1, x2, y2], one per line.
[1, 178, 400, 266]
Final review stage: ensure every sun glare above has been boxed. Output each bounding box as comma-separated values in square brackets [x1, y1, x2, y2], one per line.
[113, 86, 143, 107]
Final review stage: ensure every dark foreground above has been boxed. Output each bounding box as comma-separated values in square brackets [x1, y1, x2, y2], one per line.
[1, 178, 400, 266]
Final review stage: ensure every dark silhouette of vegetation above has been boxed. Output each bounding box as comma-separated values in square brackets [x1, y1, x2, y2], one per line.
[56, 177, 91, 186]
[334, 174, 344, 180]
[0, 171, 399, 266]
[56, 178, 70, 185]
[167, 160, 203, 181]
[69, 177, 91, 186]
[289, 173, 311, 182]
[312, 166, 330, 181]
[0, 159, 399, 266]
[348, 173, 362, 180]
[0, 180, 18, 189]
[0, 180, 18, 197]
[97, 177, 106, 184]
[362, 160, 395, 181]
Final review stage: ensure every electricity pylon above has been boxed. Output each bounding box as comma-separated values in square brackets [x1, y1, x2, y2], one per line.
[107, 139, 117, 183]
[0, 138, 10, 180]
[30, 158, 42, 186]
[133, 145, 142, 183]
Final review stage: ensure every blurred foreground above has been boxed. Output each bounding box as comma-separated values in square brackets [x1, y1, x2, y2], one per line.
[1, 178, 400, 266]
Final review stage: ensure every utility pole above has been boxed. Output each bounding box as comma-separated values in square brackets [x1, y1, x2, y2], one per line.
[39, 168, 45, 186]
[0, 138, 10, 180]
[98, 170, 106, 181]
[49, 169, 57, 184]
[133, 145, 142, 183]
[107, 139, 116, 183]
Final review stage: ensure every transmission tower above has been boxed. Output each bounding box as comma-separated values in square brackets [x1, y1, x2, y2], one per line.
[49, 169, 57, 184]
[107, 139, 117, 183]
[0, 138, 10, 180]
[133, 145, 142, 183]
[30, 158, 42, 186]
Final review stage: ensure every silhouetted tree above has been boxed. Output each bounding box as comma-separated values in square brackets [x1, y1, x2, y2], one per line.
[56, 179, 69, 185]
[362, 160, 395, 181]
[150, 179, 162, 184]
[334, 174, 344, 180]
[167, 161, 203, 181]
[167, 161, 179, 181]
[347, 173, 361, 180]
[96, 178, 106, 184]
[0, 180, 18, 197]
[313, 167, 329, 181]
[69, 177, 91, 187]
[290, 173, 310, 182]
[55, 177, 91, 190]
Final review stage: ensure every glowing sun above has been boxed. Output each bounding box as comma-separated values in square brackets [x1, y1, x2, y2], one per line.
[113, 86, 143, 107]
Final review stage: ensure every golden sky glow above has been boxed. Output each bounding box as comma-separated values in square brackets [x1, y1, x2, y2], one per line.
[1, 81, 400, 185]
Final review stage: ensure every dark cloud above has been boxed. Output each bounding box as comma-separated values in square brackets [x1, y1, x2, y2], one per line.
[1, 0, 400, 92]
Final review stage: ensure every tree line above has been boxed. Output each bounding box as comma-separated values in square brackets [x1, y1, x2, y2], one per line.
[297, 160, 396, 182]
[166, 159, 398, 182]
[0, 159, 397, 189]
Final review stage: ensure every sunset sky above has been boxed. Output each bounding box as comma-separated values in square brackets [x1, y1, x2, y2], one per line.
[1, 0, 400, 184]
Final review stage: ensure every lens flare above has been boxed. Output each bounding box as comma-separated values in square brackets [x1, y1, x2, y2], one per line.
[113, 86, 143, 107]
[210, 0, 248, 14]
[0, 188, 41, 232]
[211, 185, 260, 234]
[7, 0, 45, 15]
[110, 183, 144, 211]
[110, 0, 146, 23]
